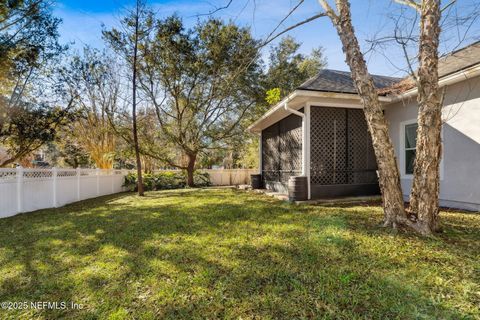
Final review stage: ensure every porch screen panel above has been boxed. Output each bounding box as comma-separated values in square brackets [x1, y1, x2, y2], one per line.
[347, 109, 378, 184]
[262, 114, 302, 184]
[262, 123, 280, 182]
[310, 107, 378, 185]
[279, 115, 302, 182]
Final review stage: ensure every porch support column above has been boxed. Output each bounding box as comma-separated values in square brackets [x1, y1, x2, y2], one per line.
[302, 105, 311, 199]
[258, 131, 262, 175]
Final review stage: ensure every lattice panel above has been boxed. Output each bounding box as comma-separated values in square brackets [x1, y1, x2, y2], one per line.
[0, 169, 16, 182]
[310, 107, 348, 184]
[80, 170, 97, 176]
[57, 170, 77, 177]
[24, 170, 53, 179]
[310, 107, 377, 185]
[262, 114, 302, 184]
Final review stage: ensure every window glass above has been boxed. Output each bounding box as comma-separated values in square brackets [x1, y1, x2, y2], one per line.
[405, 149, 416, 174]
[405, 124, 417, 149]
[404, 123, 418, 175]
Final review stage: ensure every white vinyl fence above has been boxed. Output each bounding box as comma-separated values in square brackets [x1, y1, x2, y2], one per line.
[0, 167, 127, 219]
[0, 167, 258, 219]
[200, 169, 258, 186]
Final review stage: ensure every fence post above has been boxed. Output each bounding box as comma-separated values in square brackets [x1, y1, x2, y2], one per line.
[52, 167, 57, 207]
[16, 166, 23, 213]
[111, 169, 115, 194]
[96, 168, 100, 196]
[76, 167, 81, 201]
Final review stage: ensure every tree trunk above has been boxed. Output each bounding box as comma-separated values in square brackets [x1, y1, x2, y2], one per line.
[132, 0, 144, 196]
[408, 0, 442, 235]
[319, 0, 407, 226]
[186, 153, 197, 187]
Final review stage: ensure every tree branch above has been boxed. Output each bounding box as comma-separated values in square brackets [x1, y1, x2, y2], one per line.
[394, 0, 422, 11]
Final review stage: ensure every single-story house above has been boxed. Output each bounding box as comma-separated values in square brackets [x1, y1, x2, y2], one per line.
[248, 41, 480, 211]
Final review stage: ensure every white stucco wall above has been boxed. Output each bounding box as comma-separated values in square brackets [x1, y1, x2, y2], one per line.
[385, 75, 480, 211]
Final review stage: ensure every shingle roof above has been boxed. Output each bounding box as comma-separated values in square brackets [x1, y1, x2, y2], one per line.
[297, 69, 402, 94]
[438, 41, 480, 77]
[297, 41, 480, 96]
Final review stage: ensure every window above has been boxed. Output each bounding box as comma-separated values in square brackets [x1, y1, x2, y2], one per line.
[404, 123, 418, 175]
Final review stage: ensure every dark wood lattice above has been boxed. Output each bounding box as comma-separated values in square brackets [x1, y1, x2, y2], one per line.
[262, 114, 302, 184]
[310, 107, 377, 185]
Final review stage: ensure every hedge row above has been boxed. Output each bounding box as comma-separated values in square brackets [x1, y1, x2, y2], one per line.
[124, 171, 211, 191]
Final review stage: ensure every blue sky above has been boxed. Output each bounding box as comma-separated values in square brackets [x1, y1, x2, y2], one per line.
[53, 0, 480, 77]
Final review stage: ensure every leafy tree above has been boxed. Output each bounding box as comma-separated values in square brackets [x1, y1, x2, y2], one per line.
[265, 87, 281, 105]
[264, 36, 327, 103]
[137, 16, 262, 186]
[1, 0, 65, 94]
[236, 137, 259, 169]
[0, 0, 73, 167]
[56, 139, 91, 168]
[0, 101, 76, 167]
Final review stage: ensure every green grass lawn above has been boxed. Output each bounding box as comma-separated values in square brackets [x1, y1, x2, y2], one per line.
[0, 188, 479, 319]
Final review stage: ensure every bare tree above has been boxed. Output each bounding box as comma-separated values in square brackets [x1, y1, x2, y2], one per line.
[131, 1, 144, 196]
[60, 48, 120, 169]
[318, 0, 407, 228]
[103, 0, 153, 196]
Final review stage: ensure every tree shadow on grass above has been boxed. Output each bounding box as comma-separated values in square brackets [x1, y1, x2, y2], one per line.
[0, 188, 478, 319]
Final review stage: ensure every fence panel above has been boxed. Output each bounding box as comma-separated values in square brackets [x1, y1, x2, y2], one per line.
[23, 168, 53, 213]
[79, 170, 98, 201]
[0, 169, 17, 217]
[0, 167, 128, 219]
[99, 171, 113, 196]
[0, 167, 258, 219]
[56, 169, 78, 207]
[112, 170, 125, 193]
[201, 169, 257, 186]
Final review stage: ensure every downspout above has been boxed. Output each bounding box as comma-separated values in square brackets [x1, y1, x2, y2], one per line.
[284, 100, 305, 118]
[283, 100, 311, 200]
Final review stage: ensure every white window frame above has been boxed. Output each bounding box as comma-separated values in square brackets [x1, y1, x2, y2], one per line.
[399, 119, 444, 180]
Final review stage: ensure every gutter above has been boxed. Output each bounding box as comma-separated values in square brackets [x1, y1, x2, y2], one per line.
[389, 64, 480, 102]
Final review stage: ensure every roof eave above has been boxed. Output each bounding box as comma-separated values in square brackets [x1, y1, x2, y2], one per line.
[247, 91, 299, 133]
[247, 90, 392, 134]
[387, 63, 480, 102]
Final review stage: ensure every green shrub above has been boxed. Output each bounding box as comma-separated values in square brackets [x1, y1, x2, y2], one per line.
[124, 171, 211, 191]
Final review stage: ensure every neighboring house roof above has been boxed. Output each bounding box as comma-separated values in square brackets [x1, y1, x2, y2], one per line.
[297, 69, 402, 95]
